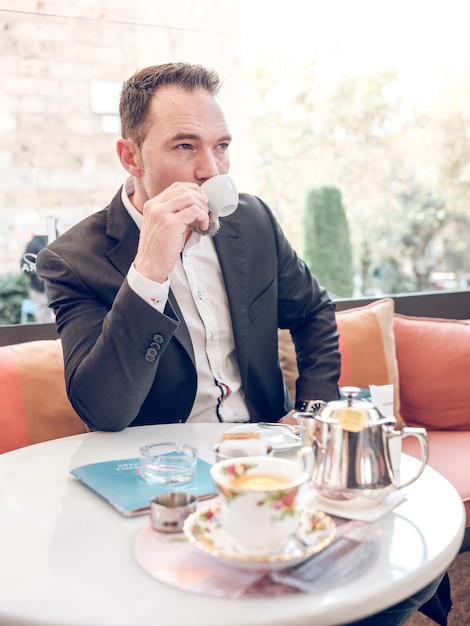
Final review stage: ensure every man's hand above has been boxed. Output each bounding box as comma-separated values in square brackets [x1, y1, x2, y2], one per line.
[134, 182, 209, 283]
[279, 409, 299, 425]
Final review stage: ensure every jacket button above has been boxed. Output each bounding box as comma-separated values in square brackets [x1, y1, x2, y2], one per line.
[149, 341, 161, 350]
[145, 346, 157, 361]
[153, 334, 164, 343]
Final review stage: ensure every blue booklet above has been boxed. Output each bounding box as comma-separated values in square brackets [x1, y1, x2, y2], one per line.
[71, 457, 216, 517]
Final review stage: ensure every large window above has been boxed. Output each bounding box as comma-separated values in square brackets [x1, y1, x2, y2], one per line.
[1, 0, 469, 325]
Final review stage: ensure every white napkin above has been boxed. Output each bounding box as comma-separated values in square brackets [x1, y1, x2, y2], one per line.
[369, 383, 402, 482]
[369, 384, 394, 417]
[218, 438, 269, 458]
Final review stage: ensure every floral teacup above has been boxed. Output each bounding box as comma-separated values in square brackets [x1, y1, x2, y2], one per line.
[210, 456, 309, 555]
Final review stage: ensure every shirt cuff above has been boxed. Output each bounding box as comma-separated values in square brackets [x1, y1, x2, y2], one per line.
[127, 263, 169, 313]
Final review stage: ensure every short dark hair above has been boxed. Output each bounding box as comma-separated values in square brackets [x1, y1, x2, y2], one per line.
[119, 62, 221, 146]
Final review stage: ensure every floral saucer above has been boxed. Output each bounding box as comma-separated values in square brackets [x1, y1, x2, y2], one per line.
[183, 501, 336, 571]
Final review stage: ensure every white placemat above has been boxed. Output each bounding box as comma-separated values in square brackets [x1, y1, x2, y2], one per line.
[309, 490, 405, 522]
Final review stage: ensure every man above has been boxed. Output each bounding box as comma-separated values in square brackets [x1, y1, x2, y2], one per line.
[37, 62, 340, 432]
[21, 234, 53, 323]
[37, 62, 450, 626]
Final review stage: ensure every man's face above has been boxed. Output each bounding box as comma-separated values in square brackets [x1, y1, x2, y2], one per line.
[135, 85, 232, 202]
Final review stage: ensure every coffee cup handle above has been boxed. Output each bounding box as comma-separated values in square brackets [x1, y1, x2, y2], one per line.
[389, 427, 429, 489]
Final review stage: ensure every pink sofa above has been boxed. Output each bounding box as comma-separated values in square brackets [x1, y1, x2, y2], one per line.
[1, 290, 469, 550]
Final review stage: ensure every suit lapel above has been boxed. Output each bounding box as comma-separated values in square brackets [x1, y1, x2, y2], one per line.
[213, 218, 249, 381]
[104, 188, 140, 277]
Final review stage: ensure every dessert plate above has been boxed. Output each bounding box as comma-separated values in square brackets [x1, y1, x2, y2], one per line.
[224, 423, 302, 453]
[183, 501, 335, 571]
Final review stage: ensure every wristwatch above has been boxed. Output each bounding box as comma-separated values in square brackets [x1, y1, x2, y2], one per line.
[294, 400, 326, 414]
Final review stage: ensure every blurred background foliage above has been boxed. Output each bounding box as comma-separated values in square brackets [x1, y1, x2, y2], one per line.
[245, 58, 470, 296]
[0, 273, 29, 325]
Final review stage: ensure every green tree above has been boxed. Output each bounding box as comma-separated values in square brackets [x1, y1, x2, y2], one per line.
[0, 272, 29, 325]
[247, 58, 470, 294]
[303, 186, 354, 297]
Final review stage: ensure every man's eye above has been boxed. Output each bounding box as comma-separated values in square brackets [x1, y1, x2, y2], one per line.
[217, 143, 229, 151]
[177, 143, 193, 150]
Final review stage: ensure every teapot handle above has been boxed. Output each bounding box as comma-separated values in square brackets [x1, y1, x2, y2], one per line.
[388, 427, 429, 489]
[297, 445, 316, 480]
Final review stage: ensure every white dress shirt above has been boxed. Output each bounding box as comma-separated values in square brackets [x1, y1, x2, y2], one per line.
[121, 180, 249, 424]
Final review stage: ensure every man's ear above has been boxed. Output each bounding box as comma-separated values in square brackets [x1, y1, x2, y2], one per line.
[116, 138, 142, 177]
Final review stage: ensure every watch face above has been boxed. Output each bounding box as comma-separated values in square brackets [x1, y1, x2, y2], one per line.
[296, 400, 326, 414]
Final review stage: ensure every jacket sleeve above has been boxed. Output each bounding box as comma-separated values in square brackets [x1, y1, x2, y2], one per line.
[37, 240, 183, 431]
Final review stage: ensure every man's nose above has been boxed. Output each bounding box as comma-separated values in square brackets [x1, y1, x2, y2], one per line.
[195, 150, 220, 181]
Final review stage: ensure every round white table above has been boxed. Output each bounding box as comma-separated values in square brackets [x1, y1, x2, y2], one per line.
[0, 423, 465, 626]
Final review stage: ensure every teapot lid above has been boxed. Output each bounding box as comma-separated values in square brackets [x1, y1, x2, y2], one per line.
[317, 386, 396, 431]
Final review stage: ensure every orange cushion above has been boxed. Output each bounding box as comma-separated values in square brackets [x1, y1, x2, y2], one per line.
[278, 328, 298, 402]
[336, 298, 403, 427]
[403, 431, 470, 527]
[0, 339, 88, 454]
[394, 314, 470, 430]
[279, 298, 403, 427]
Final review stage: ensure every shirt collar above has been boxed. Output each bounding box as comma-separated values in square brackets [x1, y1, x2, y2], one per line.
[121, 178, 142, 229]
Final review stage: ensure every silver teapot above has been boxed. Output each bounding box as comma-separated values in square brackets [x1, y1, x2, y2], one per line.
[296, 386, 428, 502]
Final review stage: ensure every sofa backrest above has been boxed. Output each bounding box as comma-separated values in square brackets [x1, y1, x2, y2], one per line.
[334, 289, 469, 320]
[1, 289, 468, 347]
[0, 338, 88, 454]
[0, 322, 58, 346]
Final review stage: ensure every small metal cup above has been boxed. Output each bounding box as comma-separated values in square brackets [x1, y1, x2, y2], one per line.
[150, 492, 197, 533]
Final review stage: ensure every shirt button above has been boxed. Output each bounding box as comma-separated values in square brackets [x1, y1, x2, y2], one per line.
[153, 334, 164, 343]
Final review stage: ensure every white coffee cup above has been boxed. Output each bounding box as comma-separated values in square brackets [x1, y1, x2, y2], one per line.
[201, 174, 238, 217]
[213, 439, 274, 462]
[210, 455, 309, 554]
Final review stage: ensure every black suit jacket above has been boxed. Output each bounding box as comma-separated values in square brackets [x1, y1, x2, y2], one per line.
[37, 189, 340, 430]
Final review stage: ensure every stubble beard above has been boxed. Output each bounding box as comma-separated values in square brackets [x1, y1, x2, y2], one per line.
[189, 213, 220, 237]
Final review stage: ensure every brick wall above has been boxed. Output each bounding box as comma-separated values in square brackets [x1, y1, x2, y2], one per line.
[0, 0, 250, 272]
